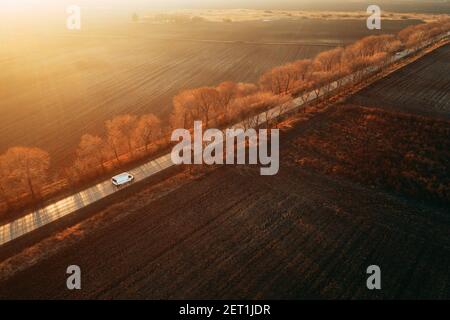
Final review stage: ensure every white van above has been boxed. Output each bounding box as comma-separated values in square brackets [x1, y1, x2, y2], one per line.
[111, 172, 135, 187]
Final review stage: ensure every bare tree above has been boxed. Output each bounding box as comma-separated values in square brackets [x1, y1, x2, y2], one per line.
[135, 114, 162, 152]
[171, 88, 217, 129]
[0, 156, 14, 209]
[171, 92, 197, 130]
[259, 65, 297, 95]
[291, 59, 312, 81]
[313, 48, 344, 73]
[235, 82, 259, 97]
[76, 134, 108, 172]
[398, 21, 450, 50]
[105, 114, 138, 162]
[215, 81, 237, 121]
[2, 147, 50, 201]
[342, 44, 372, 83]
[191, 87, 220, 128]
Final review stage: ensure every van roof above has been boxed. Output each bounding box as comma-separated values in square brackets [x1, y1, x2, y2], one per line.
[112, 172, 132, 182]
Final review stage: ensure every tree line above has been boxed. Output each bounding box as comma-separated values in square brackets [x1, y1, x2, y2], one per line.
[0, 114, 162, 213]
[0, 19, 449, 215]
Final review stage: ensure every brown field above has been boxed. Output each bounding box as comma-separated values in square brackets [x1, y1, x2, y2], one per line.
[0, 12, 449, 300]
[286, 105, 450, 205]
[348, 43, 450, 119]
[0, 138, 448, 299]
[2, 69, 450, 299]
[0, 18, 420, 167]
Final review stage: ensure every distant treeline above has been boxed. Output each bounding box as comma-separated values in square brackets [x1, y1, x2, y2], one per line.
[0, 19, 449, 216]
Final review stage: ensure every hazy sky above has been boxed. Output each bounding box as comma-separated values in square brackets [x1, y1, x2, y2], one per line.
[2, 0, 444, 11]
[1, 1, 448, 18]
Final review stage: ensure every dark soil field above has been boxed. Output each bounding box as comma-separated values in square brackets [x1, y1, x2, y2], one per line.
[285, 105, 450, 205]
[348, 43, 450, 119]
[0, 18, 420, 167]
[1, 103, 449, 299]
